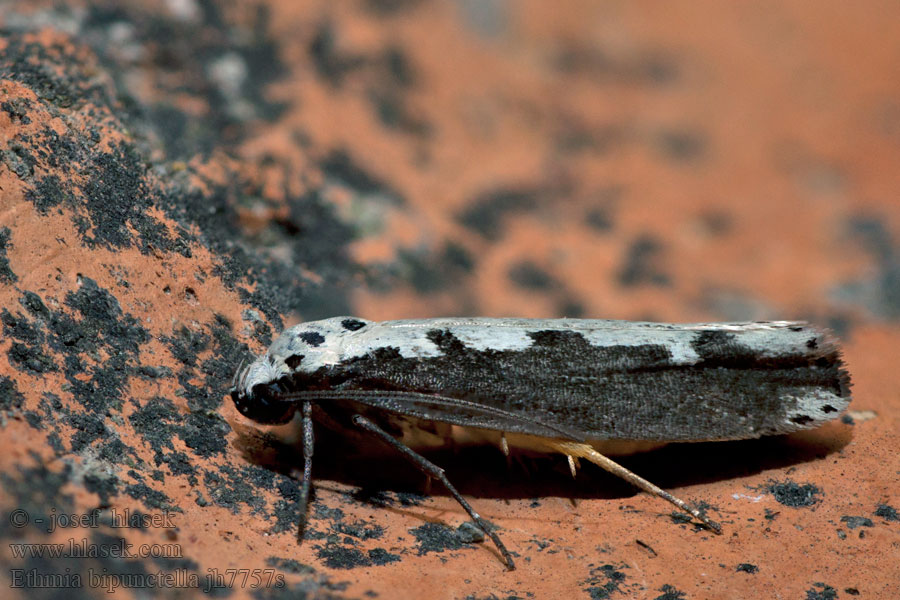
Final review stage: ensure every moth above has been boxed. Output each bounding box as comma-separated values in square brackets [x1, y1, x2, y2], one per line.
[230, 317, 851, 570]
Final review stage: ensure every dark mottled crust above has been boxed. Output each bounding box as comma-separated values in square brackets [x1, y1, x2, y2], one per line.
[288, 326, 850, 442]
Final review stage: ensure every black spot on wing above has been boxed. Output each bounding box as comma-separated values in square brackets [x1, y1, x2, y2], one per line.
[285, 354, 304, 369]
[341, 318, 366, 331]
[690, 330, 760, 366]
[528, 329, 585, 347]
[425, 329, 466, 355]
[314, 322, 846, 441]
[299, 331, 326, 347]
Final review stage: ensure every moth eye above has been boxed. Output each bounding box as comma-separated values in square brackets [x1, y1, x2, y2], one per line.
[261, 381, 287, 398]
[235, 381, 297, 424]
[285, 354, 304, 369]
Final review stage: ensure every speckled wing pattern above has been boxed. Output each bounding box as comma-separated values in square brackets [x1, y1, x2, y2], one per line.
[257, 317, 851, 442]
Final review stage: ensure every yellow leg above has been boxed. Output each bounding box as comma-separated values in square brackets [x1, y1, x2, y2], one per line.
[541, 439, 722, 534]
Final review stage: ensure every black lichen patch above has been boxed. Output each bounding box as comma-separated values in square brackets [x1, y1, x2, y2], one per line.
[1, 457, 206, 598]
[332, 519, 385, 541]
[386, 241, 475, 293]
[80, 143, 177, 253]
[4, 15, 365, 326]
[1, 96, 32, 122]
[68, 412, 109, 453]
[202, 466, 266, 514]
[232, 184, 357, 321]
[162, 315, 247, 416]
[82, 2, 287, 158]
[315, 544, 401, 569]
[0, 283, 271, 522]
[128, 397, 207, 482]
[508, 260, 560, 291]
[265, 556, 315, 575]
[9, 115, 189, 257]
[835, 215, 900, 319]
[840, 516, 873, 529]
[736, 563, 759, 574]
[765, 480, 822, 508]
[26, 175, 66, 214]
[669, 511, 694, 526]
[124, 483, 174, 511]
[364, 0, 425, 17]
[552, 43, 681, 86]
[0, 33, 117, 109]
[585, 205, 616, 232]
[59, 278, 151, 413]
[309, 22, 367, 87]
[806, 582, 839, 600]
[3, 307, 56, 375]
[409, 522, 470, 556]
[308, 25, 425, 135]
[0, 376, 25, 414]
[321, 149, 406, 204]
[83, 473, 120, 507]
[655, 128, 707, 162]
[2, 23, 349, 328]
[0, 227, 17, 284]
[653, 584, 687, 600]
[875, 504, 899, 522]
[457, 187, 541, 240]
[0, 455, 75, 536]
[618, 234, 671, 287]
[367, 48, 428, 136]
[581, 563, 628, 600]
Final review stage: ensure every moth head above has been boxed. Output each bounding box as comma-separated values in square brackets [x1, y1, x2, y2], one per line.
[230, 316, 372, 424]
[230, 357, 299, 424]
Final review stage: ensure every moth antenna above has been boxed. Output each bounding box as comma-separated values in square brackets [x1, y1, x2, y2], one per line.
[297, 400, 314, 543]
[567, 455, 578, 479]
[283, 389, 582, 442]
[232, 357, 246, 389]
[542, 439, 722, 534]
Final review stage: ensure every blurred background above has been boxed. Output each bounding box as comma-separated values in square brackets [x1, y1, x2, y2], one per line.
[2, 1, 899, 598]
[6, 0, 896, 329]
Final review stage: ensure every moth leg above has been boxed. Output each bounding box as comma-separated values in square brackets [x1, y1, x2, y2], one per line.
[351, 414, 516, 571]
[567, 455, 579, 479]
[297, 401, 314, 543]
[543, 439, 722, 534]
[500, 433, 510, 457]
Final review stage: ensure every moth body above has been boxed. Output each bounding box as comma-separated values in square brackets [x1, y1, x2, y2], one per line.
[230, 316, 852, 570]
[233, 316, 851, 440]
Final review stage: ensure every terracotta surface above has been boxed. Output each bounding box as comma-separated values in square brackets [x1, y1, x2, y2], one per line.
[1, 1, 899, 598]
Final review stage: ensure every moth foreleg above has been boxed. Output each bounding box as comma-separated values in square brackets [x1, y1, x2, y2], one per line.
[350, 414, 516, 571]
[297, 400, 314, 543]
[543, 439, 722, 534]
